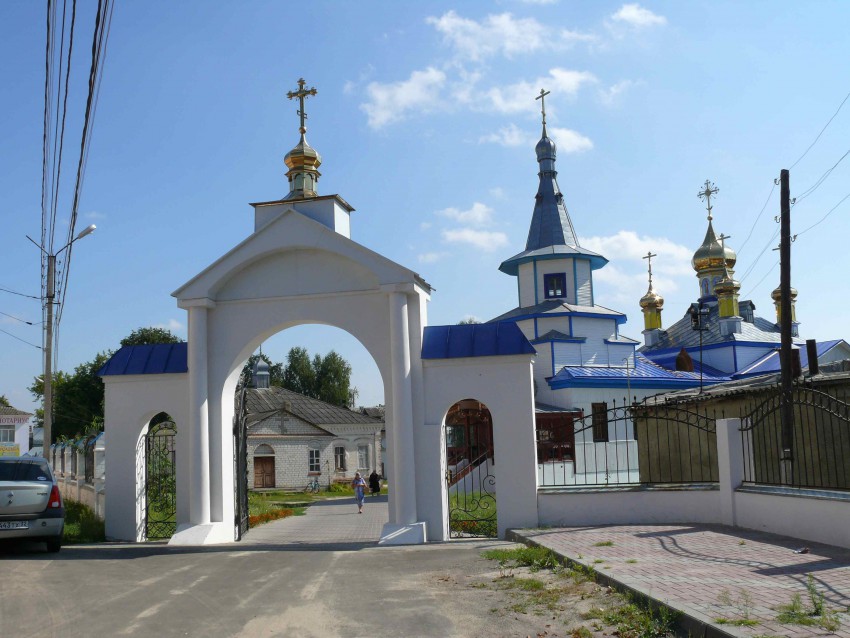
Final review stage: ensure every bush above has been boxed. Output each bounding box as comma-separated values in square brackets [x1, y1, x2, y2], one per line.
[248, 508, 295, 527]
[63, 500, 105, 544]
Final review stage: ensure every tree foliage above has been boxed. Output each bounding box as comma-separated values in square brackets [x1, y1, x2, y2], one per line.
[243, 347, 357, 408]
[0, 395, 10, 407]
[120, 327, 182, 346]
[458, 317, 482, 324]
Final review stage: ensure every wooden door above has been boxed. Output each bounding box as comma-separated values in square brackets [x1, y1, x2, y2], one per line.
[254, 457, 275, 488]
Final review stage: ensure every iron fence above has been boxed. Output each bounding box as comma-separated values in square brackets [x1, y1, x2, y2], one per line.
[537, 398, 719, 488]
[83, 435, 97, 484]
[740, 381, 850, 491]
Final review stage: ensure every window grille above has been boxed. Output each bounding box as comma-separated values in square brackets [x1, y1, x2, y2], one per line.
[592, 402, 609, 442]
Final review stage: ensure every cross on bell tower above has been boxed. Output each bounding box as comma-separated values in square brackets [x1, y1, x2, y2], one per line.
[536, 88, 551, 135]
[282, 77, 322, 200]
[698, 180, 719, 221]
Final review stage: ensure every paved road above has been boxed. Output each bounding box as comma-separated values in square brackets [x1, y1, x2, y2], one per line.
[0, 496, 522, 638]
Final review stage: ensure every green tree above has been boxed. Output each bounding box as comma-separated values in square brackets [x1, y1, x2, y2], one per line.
[458, 317, 481, 324]
[0, 395, 10, 407]
[315, 350, 355, 407]
[121, 327, 182, 346]
[282, 347, 316, 397]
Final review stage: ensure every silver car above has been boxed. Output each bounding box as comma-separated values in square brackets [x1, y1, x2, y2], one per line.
[0, 457, 64, 552]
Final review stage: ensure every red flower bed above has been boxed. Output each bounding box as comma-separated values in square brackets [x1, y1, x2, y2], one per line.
[248, 508, 295, 527]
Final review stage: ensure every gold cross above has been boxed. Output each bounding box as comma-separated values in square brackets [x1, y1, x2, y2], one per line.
[286, 78, 318, 134]
[697, 180, 719, 221]
[642, 251, 658, 284]
[535, 88, 551, 129]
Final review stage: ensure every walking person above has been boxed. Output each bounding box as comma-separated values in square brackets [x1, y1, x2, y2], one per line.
[351, 471, 367, 513]
[369, 469, 381, 497]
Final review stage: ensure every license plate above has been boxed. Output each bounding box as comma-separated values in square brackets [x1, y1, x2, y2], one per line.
[0, 521, 29, 530]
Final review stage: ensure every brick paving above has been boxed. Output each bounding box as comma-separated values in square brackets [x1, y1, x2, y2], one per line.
[242, 494, 387, 547]
[513, 524, 850, 637]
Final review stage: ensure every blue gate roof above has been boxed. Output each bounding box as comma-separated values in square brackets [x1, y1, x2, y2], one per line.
[421, 322, 536, 359]
[98, 343, 188, 376]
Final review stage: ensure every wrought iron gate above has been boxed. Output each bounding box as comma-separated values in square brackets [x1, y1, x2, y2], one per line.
[144, 420, 177, 540]
[233, 373, 250, 540]
[445, 401, 497, 538]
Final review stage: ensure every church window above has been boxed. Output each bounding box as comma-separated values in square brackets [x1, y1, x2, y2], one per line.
[544, 273, 566, 299]
[358, 445, 369, 470]
[591, 403, 609, 442]
[308, 449, 321, 473]
[334, 446, 346, 471]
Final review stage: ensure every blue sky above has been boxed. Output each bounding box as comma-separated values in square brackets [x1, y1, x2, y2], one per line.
[2, 1, 849, 415]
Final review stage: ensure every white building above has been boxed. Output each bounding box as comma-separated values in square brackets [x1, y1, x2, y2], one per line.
[0, 405, 32, 457]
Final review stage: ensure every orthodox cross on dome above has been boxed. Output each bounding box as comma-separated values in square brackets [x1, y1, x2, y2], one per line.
[643, 251, 658, 285]
[535, 88, 551, 133]
[286, 78, 318, 134]
[698, 180, 719, 221]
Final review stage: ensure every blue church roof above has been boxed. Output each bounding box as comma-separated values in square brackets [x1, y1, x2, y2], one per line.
[548, 353, 730, 390]
[421, 322, 536, 360]
[98, 343, 188, 376]
[733, 339, 844, 378]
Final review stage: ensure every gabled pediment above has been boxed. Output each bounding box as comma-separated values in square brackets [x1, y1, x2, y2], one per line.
[173, 206, 427, 302]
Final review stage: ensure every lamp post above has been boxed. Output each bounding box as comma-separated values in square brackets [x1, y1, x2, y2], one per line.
[26, 224, 97, 449]
[688, 301, 710, 392]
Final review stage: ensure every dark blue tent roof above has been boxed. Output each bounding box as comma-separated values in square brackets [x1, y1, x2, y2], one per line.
[98, 343, 188, 376]
[422, 322, 536, 359]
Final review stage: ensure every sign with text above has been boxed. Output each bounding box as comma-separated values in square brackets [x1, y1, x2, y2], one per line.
[0, 415, 30, 426]
[0, 444, 21, 457]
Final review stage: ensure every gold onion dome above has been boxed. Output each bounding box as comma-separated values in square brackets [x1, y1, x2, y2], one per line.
[714, 272, 740, 296]
[640, 284, 664, 310]
[284, 133, 322, 173]
[771, 285, 797, 302]
[691, 221, 737, 272]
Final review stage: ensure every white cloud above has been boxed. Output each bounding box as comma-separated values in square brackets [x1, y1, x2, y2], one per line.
[483, 68, 597, 114]
[611, 4, 667, 28]
[598, 80, 638, 106]
[426, 11, 548, 62]
[436, 202, 494, 226]
[361, 67, 446, 129]
[489, 187, 506, 199]
[84, 211, 107, 220]
[418, 252, 445, 264]
[580, 230, 693, 277]
[479, 123, 534, 147]
[420, 221, 432, 230]
[560, 29, 600, 46]
[549, 127, 594, 153]
[442, 228, 509, 251]
[154, 318, 185, 334]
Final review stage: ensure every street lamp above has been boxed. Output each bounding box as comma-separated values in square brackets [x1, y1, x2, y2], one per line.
[26, 224, 97, 449]
[688, 301, 710, 392]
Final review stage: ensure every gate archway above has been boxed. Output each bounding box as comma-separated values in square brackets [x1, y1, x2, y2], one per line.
[145, 416, 177, 540]
[445, 399, 496, 538]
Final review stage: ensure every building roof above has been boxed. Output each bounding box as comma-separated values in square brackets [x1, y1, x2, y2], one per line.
[246, 386, 383, 426]
[0, 405, 32, 417]
[98, 343, 188, 376]
[499, 245, 608, 276]
[733, 339, 845, 378]
[548, 353, 729, 390]
[421, 322, 536, 360]
[638, 302, 796, 352]
[489, 300, 626, 325]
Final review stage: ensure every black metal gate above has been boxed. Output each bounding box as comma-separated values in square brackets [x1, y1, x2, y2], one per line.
[445, 400, 497, 538]
[233, 373, 250, 540]
[144, 420, 177, 540]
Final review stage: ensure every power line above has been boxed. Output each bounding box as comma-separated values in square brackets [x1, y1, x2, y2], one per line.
[0, 286, 41, 300]
[0, 311, 34, 325]
[0, 328, 42, 350]
[794, 149, 850, 203]
[739, 225, 780, 285]
[789, 87, 850, 170]
[796, 191, 850, 239]
[737, 181, 775, 257]
[741, 259, 779, 299]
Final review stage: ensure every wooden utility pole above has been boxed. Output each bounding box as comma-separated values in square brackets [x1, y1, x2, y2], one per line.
[779, 169, 794, 462]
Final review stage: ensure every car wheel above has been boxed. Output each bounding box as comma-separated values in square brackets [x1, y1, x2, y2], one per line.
[45, 537, 61, 553]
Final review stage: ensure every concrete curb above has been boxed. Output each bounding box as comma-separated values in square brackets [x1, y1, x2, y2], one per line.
[506, 529, 740, 638]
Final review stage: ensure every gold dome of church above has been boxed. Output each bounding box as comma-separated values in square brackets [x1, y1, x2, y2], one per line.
[771, 285, 797, 302]
[639, 285, 664, 310]
[691, 221, 737, 273]
[284, 133, 322, 173]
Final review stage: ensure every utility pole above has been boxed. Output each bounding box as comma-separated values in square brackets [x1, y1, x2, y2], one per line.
[27, 224, 96, 450]
[779, 169, 794, 464]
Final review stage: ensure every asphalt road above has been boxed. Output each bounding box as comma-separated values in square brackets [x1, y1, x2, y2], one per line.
[0, 498, 533, 638]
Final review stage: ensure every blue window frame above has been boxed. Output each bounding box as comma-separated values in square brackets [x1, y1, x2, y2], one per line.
[544, 273, 566, 299]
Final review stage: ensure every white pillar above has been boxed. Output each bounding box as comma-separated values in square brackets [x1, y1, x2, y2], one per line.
[716, 418, 744, 526]
[389, 290, 417, 525]
[187, 304, 211, 525]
